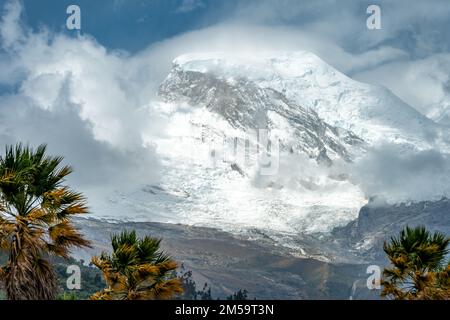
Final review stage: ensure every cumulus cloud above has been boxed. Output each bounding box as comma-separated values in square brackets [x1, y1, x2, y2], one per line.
[228, 0, 450, 118]
[354, 54, 450, 124]
[0, 1, 162, 205]
[351, 144, 450, 203]
[0, 0, 24, 48]
[231, 0, 450, 52]
[1, 0, 450, 209]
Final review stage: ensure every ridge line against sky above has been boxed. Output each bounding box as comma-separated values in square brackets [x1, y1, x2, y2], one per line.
[1, 0, 450, 206]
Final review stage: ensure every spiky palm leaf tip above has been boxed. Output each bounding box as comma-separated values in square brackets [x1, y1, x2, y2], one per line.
[91, 230, 183, 300]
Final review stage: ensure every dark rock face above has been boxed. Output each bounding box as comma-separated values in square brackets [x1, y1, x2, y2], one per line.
[332, 198, 450, 263]
[159, 66, 364, 163]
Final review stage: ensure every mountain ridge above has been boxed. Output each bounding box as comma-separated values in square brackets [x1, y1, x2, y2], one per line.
[94, 51, 450, 254]
[168, 51, 445, 150]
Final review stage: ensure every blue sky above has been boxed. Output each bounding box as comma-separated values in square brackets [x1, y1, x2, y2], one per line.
[1, 0, 450, 196]
[2, 0, 450, 119]
[20, 0, 237, 52]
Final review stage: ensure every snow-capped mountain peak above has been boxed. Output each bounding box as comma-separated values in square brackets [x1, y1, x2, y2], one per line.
[97, 51, 450, 250]
[168, 51, 443, 149]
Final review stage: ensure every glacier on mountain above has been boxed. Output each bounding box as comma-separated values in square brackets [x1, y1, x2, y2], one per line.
[93, 51, 450, 249]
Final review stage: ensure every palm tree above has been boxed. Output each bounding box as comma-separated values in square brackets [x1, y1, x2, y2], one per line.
[91, 230, 183, 300]
[382, 226, 450, 300]
[0, 144, 91, 300]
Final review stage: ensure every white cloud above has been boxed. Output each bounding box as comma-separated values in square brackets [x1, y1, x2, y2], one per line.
[0, 1, 162, 203]
[1, 0, 450, 209]
[353, 54, 450, 124]
[351, 144, 450, 203]
[0, 0, 24, 48]
[136, 23, 408, 78]
[230, 0, 450, 51]
[176, 0, 204, 13]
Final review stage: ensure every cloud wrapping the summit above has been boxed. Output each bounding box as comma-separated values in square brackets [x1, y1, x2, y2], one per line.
[1, 0, 450, 208]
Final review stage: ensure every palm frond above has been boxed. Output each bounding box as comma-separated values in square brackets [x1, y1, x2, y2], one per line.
[91, 230, 183, 300]
[0, 143, 91, 299]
